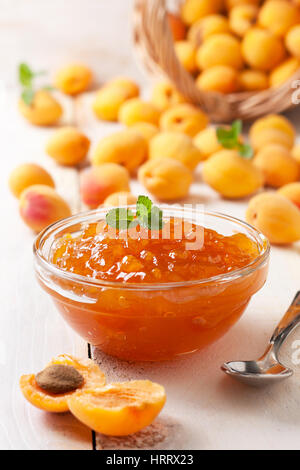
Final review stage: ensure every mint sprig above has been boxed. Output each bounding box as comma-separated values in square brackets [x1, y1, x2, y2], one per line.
[106, 195, 164, 231]
[18, 63, 50, 106]
[216, 119, 253, 159]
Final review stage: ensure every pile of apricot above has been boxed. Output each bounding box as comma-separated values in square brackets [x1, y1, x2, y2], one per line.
[167, 0, 300, 94]
[20, 354, 166, 436]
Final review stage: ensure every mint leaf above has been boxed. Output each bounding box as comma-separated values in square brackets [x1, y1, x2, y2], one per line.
[136, 195, 152, 213]
[238, 143, 253, 159]
[21, 88, 35, 105]
[217, 120, 253, 159]
[106, 208, 135, 230]
[149, 206, 164, 230]
[19, 63, 34, 87]
[231, 120, 242, 139]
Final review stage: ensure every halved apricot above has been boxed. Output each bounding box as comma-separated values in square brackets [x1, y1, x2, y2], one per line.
[19, 354, 105, 413]
[67, 380, 166, 436]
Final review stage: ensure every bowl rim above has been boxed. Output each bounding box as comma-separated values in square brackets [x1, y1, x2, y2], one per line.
[33, 206, 270, 291]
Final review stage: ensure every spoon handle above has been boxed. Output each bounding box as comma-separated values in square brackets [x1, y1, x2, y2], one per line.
[270, 291, 300, 350]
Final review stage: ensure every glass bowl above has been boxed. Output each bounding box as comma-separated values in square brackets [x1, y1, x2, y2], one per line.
[34, 207, 269, 361]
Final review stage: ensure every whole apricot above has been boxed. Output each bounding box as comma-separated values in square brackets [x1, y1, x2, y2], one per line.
[91, 129, 147, 174]
[246, 192, 300, 244]
[187, 15, 230, 45]
[151, 82, 185, 112]
[278, 182, 300, 209]
[46, 127, 90, 166]
[19, 185, 71, 232]
[196, 33, 244, 70]
[138, 158, 193, 201]
[196, 66, 239, 93]
[285, 25, 300, 59]
[131, 122, 159, 143]
[193, 127, 223, 159]
[160, 103, 209, 137]
[181, 0, 223, 25]
[80, 164, 130, 208]
[167, 12, 186, 41]
[238, 69, 269, 91]
[242, 28, 285, 71]
[259, 1, 300, 37]
[229, 5, 259, 37]
[292, 144, 300, 164]
[270, 58, 300, 88]
[93, 78, 139, 121]
[118, 98, 160, 127]
[18, 90, 62, 126]
[174, 40, 197, 73]
[202, 149, 264, 198]
[250, 114, 295, 151]
[253, 144, 300, 188]
[103, 192, 137, 208]
[149, 131, 203, 170]
[54, 64, 92, 95]
[9, 163, 55, 198]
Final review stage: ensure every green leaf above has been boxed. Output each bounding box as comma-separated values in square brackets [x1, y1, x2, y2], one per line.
[238, 143, 253, 159]
[19, 63, 34, 87]
[21, 88, 35, 106]
[149, 206, 164, 230]
[106, 208, 135, 230]
[136, 195, 152, 214]
[231, 120, 242, 139]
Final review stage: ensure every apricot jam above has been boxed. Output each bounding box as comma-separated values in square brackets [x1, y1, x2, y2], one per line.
[43, 215, 268, 361]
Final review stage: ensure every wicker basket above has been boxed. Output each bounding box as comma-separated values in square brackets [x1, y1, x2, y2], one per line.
[133, 0, 300, 122]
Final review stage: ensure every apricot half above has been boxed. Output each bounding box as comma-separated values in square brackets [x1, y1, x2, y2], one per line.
[67, 380, 166, 436]
[19, 354, 105, 413]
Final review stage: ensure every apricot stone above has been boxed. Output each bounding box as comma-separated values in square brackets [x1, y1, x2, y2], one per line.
[80, 164, 130, 208]
[196, 33, 244, 70]
[253, 144, 300, 188]
[258, 1, 300, 37]
[246, 192, 300, 244]
[54, 64, 92, 95]
[249, 114, 295, 151]
[9, 163, 55, 198]
[193, 127, 223, 159]
[160, 104, 209, 137]
[187, 15, 230, 45]
[285, 25, 300, 59]
[93, 78, 139, 121]
[196, 66, 239, 93]
[149, 131, 203, 170]
[238, 69, 269, 91]
[46, 127, 90, 166]
[138, 158, 193, 201]
[278, 182, 300, 209]
[91, 129, 147, 174]
[229, 5, 259, 37]
[174, 40, 197, 73]
[181, 0, 223, 25]
[103, 192, 137, 208]
[118, 98, 160, 127]
[151, 82, 185, 112]
[19, 185, 71, 232]
[18, 90, 62, 126]
[270, 58, 300, 88]
[202, 149, 264, 199]
[242, 28, 285, 71]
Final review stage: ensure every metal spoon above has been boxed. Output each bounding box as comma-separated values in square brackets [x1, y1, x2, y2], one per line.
[221, 291, 300, 387]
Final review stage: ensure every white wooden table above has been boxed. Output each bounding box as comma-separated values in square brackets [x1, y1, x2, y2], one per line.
[1, 0, 300, 450]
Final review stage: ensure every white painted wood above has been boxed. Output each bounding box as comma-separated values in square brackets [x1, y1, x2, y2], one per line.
[1, 0, 300, 450]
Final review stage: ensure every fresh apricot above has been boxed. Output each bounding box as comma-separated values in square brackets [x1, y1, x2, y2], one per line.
[118, 98, 160, 127]
[138, 158, 193, 201]
[202, 149, 264, 198]
[238, 69, 269, 91]
[193, 127, 223, 159]
[18, 90, 62, 126]
[131, 122, 159, 144]
[196, 66, 239, 93]
[229, 5, 259, 37]
[249, 114, 295, 150]
[46, 127, 90, 166]
[181, 0, 223, 25]
[19, 185, 71, 232]
[93, 78, 139, 121]
[149, 131, 203, 170]
[270, 58, 300, 88]
[174, 40, 197, 73]
[285, 25, 300, 59]
[167, 12, 186, 41]
[151, 82, 185, 112]
[19, 354, 105, 413]
[242, 28, 285, 71]
[253, 144, 300, 188]
[91, 129, 147, 174]
[246, 192, 300, 244]
[196, 33, 244, 70]
[259, 1, 300, 37]
[160, 103, 209, 137]
[278, 182, 300, 209]
[80, 164, 130, 208]
[103, 191, 137, 208]
[187, 15, 230, 45]
[9, 163, 54, 198]
[68, 380, 166, 436]
[54, 64, 92, 95]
